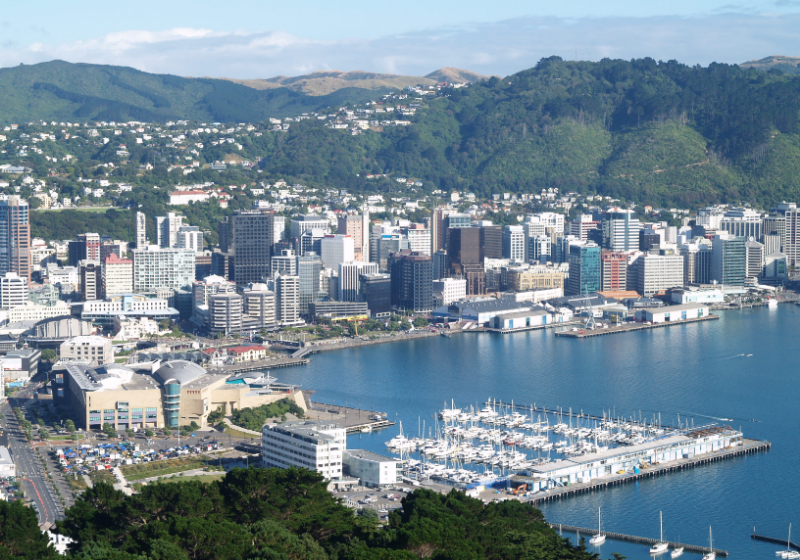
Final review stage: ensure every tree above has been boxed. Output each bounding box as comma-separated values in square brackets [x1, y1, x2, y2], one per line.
[40, 349, 58, 362]
[102, 423, 117, 439]
[65, 419, 76, 433]
[36, 417, 45, 427]
[144, 429, 154, 438]
[39, 428, 50, 440]
[125, 429, 134, 438]
[413, 317, 429, 328]
[0, 500, 59, 559]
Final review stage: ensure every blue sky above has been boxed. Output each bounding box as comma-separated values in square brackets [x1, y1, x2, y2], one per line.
[2, 0, 799, 78]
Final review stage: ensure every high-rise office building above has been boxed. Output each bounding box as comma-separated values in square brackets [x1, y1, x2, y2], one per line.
[636, 254, 684, 297]
[233, 210, 280, 285]
[601, 250, 628, 292]
[296, 253, 322, 315]
[290, 215, 330, 239]
[528, 235, 551, 264]
[156, 213, 185, 248]
[431, 207, 450, 255]
[0, 197, 30, 286]
[209, 292, 243, 333]
[136, 211, 148, 248]
[337, 213, 370, 262]
[102, 254, 134, 298]
[0, 272, 28, 310]
[569, 214, 600, 242]
[680, 241, 713, 285]
[502, 225, 525, 262]
[721, 209, 763, 241]
[783, 204, 800, 266]
[388, 250, 433, 313]
[566, 242, 601, 296]
[79, 260, 102, 301]
[745, 240, 765, 282]
[68, 233, 101, 266]
[432, 250, 449, 280]
[271, 249, 297, 277]
[132, 246, 196, 291]
[275, 274, 302, 326]
[639, 228, 661, 251]
[320, 234, 355, 269]
[764, 234, 781, 256]
[338, 261, 379, 302]
[176, 226, 203, 253]
[402, 224, 431, 256]
[360, 273, 392, 318]
[602, 208, 640, 252]
[711, 234, 746, 286]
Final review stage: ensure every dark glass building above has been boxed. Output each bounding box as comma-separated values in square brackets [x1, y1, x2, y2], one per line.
[389, 250, 433, 313]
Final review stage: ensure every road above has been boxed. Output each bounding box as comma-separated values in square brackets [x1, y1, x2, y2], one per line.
[1, 395, 64, 525]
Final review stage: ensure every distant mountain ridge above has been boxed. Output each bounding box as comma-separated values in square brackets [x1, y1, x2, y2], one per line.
[740, 55, 800, 74]
[219, 68, 489, 95]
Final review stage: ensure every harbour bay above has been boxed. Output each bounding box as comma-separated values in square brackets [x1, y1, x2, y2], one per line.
[277, 306, 799, 559]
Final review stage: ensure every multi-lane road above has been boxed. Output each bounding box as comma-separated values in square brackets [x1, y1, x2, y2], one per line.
[1, 391, 64, 525]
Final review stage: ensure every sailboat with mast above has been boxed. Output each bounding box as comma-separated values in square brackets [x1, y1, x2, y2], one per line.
[589, 507, 606, 545]
[777, 524, 800, 559]
[702, 527, 715, 560]
[650, 512, 669, 555]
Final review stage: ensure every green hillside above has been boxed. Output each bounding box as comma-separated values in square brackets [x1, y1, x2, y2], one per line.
[0, 61, 382, 123]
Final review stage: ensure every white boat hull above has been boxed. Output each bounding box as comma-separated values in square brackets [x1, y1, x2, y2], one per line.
[702, 553, 716, 560]
[590, 535, 606, 545]
[671, 547, 684, 559]
[650, 543, 669, 555]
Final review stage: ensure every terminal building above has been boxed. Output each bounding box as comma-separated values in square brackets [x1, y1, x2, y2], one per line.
[343, 449, 402, 487]
[262, 420, 345, 480]
[53, 359, 307, 430]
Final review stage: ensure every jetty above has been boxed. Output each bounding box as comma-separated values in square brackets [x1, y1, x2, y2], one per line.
[752, 532, 800, 551]
[528, 438, 770, 504]
[554, 315, 718, 338]
[552, 524, 728, 557]
[305, 400, 396, 434]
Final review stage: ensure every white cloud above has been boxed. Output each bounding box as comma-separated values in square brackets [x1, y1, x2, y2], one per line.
[1, 14, 799, 79]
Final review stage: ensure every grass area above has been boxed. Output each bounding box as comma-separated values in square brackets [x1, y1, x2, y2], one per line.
[159, 473, 226, 484]
[48, 434, 84, 441]
[224, 427, 260, 440]
[66, 473, 88, 494]
[120, 457, 223, 481]
[90, 469, 116, 486]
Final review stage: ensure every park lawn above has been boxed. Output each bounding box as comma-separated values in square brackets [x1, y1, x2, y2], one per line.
[160, 473, 226, 484]
[224, 427, 260, 440]
[121, 457, 210, 481]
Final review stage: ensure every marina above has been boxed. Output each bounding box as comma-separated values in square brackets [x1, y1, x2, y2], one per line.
[551, 524, 729, 557]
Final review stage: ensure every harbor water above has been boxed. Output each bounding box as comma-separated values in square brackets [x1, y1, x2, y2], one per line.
[278, 306, 799, 559]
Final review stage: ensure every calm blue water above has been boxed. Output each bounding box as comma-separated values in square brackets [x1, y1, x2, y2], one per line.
[278, 306, 799, 560]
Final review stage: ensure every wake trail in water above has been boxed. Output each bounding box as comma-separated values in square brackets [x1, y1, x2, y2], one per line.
[678, 411, 735, 422]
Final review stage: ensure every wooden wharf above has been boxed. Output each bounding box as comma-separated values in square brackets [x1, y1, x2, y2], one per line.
[551, 524, 728, 557]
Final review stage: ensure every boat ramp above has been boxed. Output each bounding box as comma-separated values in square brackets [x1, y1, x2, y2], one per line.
[552, 523, 728, 557]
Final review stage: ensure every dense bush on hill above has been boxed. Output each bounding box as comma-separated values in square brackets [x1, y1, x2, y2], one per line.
[38, 467, 605, 560]
[231, 399, 306, 430]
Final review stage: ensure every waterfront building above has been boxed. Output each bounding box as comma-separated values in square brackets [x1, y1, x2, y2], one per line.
[0, 196, 30, 285]
[132, 246, 195, 291]
[262, 420, 345, 480]
[59, 335, 113, 365]
[601, 250, 628, 292]
[783, 204, 800, 266]
[343, 449, 402, 488]
[209, 292, 243, 333]
[504, 265, 565, 292]
[79, 260, 102, 301]
[634, 303, 709, 323]
[309, 301, 369, 320]
[136, 211, 148, 248]
[602, 208, 640, 252]
[389, 250, 433, 313]
[745, 240, 765, 283]
[433, 278, 467, 307]
[670, 288, 725, 305]
[566, 242, 601, 296]
[290, 214, 330, 239]
[711, 234, 746, 286]
[636, 254, 684, 297]
[359, 273, 392, 318]
[241, 283, 277, 329]
[55, 359, 306, 430]
[81, 294, 179, 326]
[156, 213, 184, 248]
[233, 210, 281, 285]
[680, 240, 713, 285]
[320, 234, 355, 270]
[448, 228, 484, 296]
[502, 225, 525, 262]
[763, 253, 788, 285]
[338, 261, 379, 302]
[721, 209, 763, 241]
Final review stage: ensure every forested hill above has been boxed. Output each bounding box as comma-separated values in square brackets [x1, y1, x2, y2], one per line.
[258, 57, 800, 208]
[0, 61, 383, 124]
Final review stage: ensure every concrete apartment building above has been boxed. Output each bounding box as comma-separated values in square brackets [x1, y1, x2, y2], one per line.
[262, 420, 346, 480]
[102, 254, 134, 297]
[0, 272, 28, 309]
[59, 335, 113, 365]
[132, 246, 195, 291]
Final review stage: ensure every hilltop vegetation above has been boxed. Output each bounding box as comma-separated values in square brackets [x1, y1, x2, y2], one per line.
[0, 467, 604, 560]
[740, 55, 800, 75]
[0, 61, 380, 124]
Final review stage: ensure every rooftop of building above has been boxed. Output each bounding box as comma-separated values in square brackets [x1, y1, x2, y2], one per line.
[62, 335, 110, 346]
[640, 303, 710, 313]
[345, 449, 400, 463]
[494, 308, 548, 320]
[0, 446, 12, 465]
[104, 254, 133, 264]
[227, 345, 267, 354]
[266, 420, 343, 444]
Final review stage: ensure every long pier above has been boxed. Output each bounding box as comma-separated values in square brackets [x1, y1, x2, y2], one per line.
[554, 314, 719, 338]
[752, 533, 798, 551]
[552, 524, 727, 556]
[530, 438, 770, 504]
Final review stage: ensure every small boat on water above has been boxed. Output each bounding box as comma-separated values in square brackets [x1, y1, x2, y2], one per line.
[701, 527, 715, 560]
[360, 425, 372, 433]
[650, 512, 669, 555]
[671, 546, 684, 559]
[777, 523, 792, 558]
[589, 507, 606, 545]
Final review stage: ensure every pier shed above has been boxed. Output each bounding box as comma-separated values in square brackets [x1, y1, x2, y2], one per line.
[490, 309, 549, 330]
[634, 303, 709, 324]
[523, 427, 742, 491]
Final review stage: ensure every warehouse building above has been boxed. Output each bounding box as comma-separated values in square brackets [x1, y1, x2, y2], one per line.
[343, 449, 402, 487]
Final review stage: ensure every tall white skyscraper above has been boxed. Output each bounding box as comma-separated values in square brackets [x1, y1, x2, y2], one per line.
[176, 226, 204, 253]
[156, 213, 185, 248]
[338, 261, 379, 301]
[320, 234, 355, 269]
[136, 211, 148, 248]
[502, 225, 525, 262]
